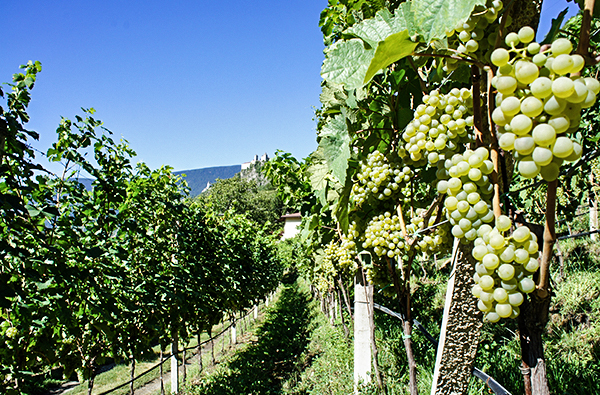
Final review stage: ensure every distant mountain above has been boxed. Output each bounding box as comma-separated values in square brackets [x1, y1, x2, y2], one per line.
[175, 165, 241, 196]
[70, 164, 242, 197]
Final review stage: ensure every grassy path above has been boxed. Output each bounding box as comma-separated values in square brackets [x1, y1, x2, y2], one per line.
[185, 279, 314, 395]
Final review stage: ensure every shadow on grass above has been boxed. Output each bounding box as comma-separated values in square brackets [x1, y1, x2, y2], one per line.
[189, 280, 314, 395]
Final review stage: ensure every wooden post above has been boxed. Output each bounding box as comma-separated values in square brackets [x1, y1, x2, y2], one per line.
[254, 304, 258, 320]
[171, 333, 179, 394]
[354, 252, 374, 392]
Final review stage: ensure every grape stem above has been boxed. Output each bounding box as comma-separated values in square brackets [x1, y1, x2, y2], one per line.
[410, 52, 485, 69]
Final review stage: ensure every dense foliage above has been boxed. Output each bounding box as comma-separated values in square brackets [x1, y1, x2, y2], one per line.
[264, 0, 600, 394]
[0, 63, 284, 394]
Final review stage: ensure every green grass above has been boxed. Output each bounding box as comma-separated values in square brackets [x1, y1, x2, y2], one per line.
[185, 277, 315, 394]
[55, 307, 264, 395]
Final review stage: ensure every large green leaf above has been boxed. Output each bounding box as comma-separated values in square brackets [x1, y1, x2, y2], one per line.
[318, 114, 351, 185]
[321, 38, 376, 90]
[411, 0, 486, 42]
[364, 30, 418, 84]
[307, 147, 330, 206]
[346, 9, 399, 48]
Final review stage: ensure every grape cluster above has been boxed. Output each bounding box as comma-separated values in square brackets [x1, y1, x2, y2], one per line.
[362, 211, 406, 259]
[491, 28, 598, 180]
[409, 209, 452, 255]
[436, 148, 495, 240]
[402, 88, 475, 166]
[470, 216, 538, 322]
[352, 150, 410, 206]
[443, 0, 505, 71]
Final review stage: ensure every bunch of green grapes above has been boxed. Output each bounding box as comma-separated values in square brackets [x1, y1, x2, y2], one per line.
[362, 211, 407, 259]
[491, 28, 598, 180]
[470, 215, 538, 322]
[339, 221, 359, 272]
[443, 0, 505, 71]
[401, 88, 475, 166]
[315, 240, 341, 294]
[407, 208, 452, 255]
[436, 148, 496, 240]
[351, 150, 410, 206]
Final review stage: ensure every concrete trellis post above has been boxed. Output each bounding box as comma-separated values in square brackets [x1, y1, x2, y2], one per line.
[170, 333, 179, 394]
[354, 252, 374, 392]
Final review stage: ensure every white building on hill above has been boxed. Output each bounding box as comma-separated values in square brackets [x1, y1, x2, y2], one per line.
[280, 213, 302, 239]
[242, 153, 269, 170]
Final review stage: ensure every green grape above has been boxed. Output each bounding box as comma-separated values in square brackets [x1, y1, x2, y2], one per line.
[532, 123, 556, 146]
[500, 96, 521, 116]
[489, 233, 506, 250]
[527, 42, 540, 54]
[492, 107, 512, 126]
[514, 136, 535, 155]
[512, 226, 531, 242]
[530, 76, 553, 98]
[505, 32, 520, 47]
[566, 80, 589, 104]
[552, 54, 574, 75]
[491, 48, 510, 66]
[473, 245, 489, 260]
[532, 146, 553, 166]
[540, 162, 560, 181]
[478, 300, 493, 312]
[497, 263, 515, 281]
[483, 253, 500, 269]
[500, 246, 515, 262]
[552, 136, 574, 158]
[543, 95, 567, 115]
[524, 256, 540, 272]
[518, 156, 541, 178]
[520, 96, 544, 117]
[496, 75, 518, 95]
[532, 53, 547, 67]
[518, 26, 535, 43]
[499, 132, 516, 151]
[565, 142, 582, 162]
[585, 77, 600, 94]
[496, 215, 511, 232]
[551, 38, 573, 56]
[501, 278, 518, 291]
[518, 277, 536, 293]
[552, 77, 575, 98]
[495, 303, 513, 318]
[515, 60, 539, 84]
[510, 114, 533, 135]
[479, 275, 495, 291]
[514, 248, 530, 264]
[485, 311, 501, 322]
[548, 115, 570, 134]
[508, 291, 524, 306]
[493, 287, 509, 303]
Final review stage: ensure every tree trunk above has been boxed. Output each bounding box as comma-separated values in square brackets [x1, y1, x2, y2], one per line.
[159, 348, 165, 395]
[197, 332, 203, 373]
[130, 358, 135, 395]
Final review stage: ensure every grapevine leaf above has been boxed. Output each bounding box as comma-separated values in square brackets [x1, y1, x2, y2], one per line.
[364, 30, 418, 84]
[410, 0, 486, 42]
[321, 39, 376, 90]
[307, 147, 330, 206]
[318, 115, 351, 185]
[346, 9, 400, 48]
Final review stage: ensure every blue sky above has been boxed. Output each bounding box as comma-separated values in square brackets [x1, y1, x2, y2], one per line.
[2, 1, 579, 175]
